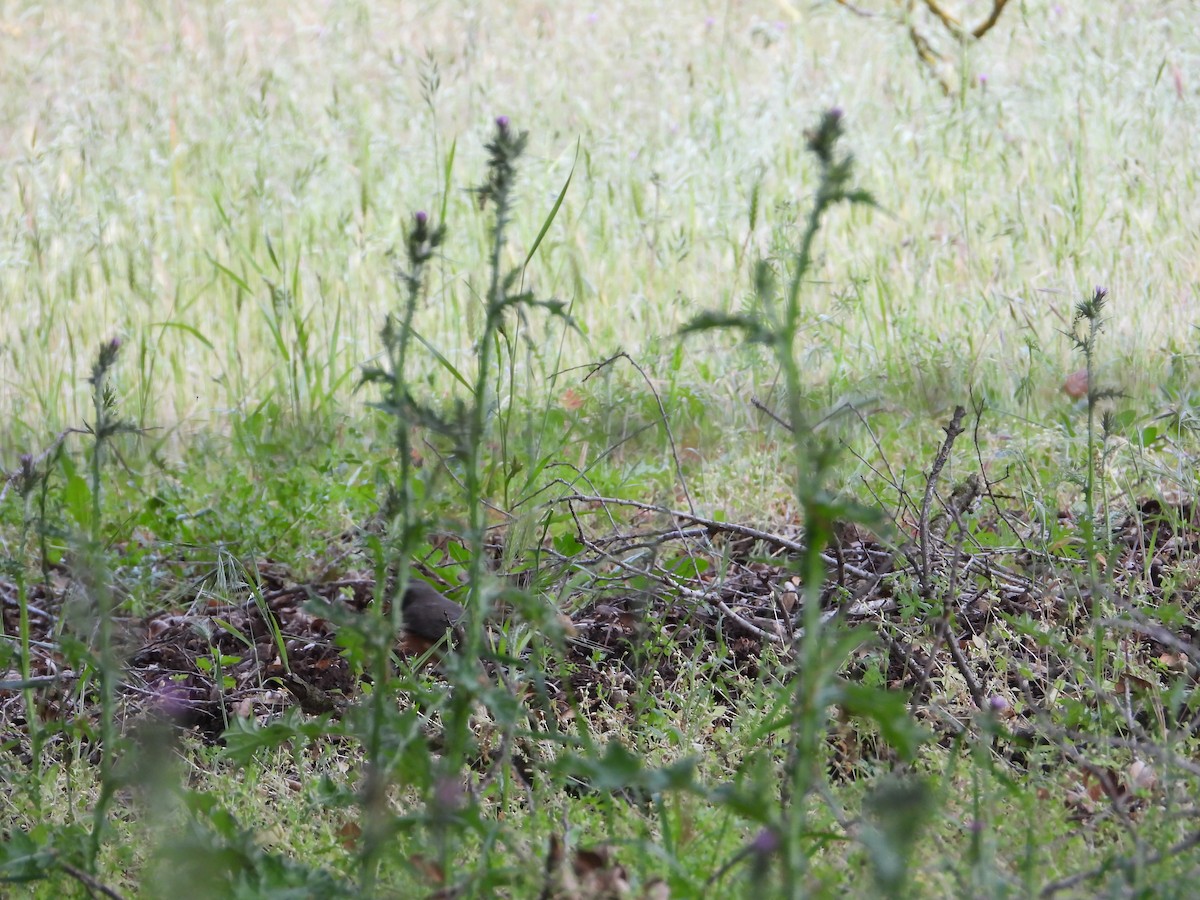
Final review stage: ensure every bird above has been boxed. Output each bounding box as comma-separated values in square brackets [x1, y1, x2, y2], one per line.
[398, 581, 466, 657]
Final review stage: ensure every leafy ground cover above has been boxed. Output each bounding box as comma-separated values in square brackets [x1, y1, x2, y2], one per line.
[2, 1, 1200, 897]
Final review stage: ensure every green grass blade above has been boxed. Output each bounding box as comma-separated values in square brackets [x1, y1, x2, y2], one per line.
[148, 321, 215, 351]
[523, 138, 579, 273]
[410, 327, 471, 392]
[439, 136, 457, 225]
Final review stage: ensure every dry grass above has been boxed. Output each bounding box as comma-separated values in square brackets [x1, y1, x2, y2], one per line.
[1, 1, 1196, 451]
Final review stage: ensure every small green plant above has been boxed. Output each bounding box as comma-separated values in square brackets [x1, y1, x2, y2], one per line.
[148, 793, 353, 898]
[195, 651, 240, 691]
[1067, 285, 1116, 566]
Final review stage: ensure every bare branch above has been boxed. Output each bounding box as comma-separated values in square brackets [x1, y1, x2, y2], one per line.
[972, 0, 1011, 39]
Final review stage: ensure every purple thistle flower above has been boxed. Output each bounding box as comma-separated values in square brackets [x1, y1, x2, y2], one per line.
[750, 827, 780, 856]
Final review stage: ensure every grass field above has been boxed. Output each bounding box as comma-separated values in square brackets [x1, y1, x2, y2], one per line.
[4, 1, 1197, 445]
[2, 1, 1200, 897]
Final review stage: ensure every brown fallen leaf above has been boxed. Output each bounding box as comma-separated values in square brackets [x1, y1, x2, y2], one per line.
[562, 387, 585, 411]
[1063, 368, 1088, 400]
[336, 821, 362, 850]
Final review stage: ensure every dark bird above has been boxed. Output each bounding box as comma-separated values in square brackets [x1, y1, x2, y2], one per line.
[399, 581, 466, 656]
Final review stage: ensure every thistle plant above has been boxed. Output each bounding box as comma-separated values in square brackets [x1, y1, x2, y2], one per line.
[684, 109, 927, 892]
[79, 337, 139, 867]
[3, 454, 47, 799]
[436, 114, 573, 838]
[355, 116, 573, 891]
[354, 206, 448, 883]
[1067, 286, 1114, 566]
[366, 205, 447, 610]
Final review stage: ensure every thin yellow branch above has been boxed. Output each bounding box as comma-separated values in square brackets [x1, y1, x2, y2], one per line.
[922, 0, 963, 37]
[834, 0, 875, 17]
[971, 0, 1011, 39]
[908, 24, 953, 96]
